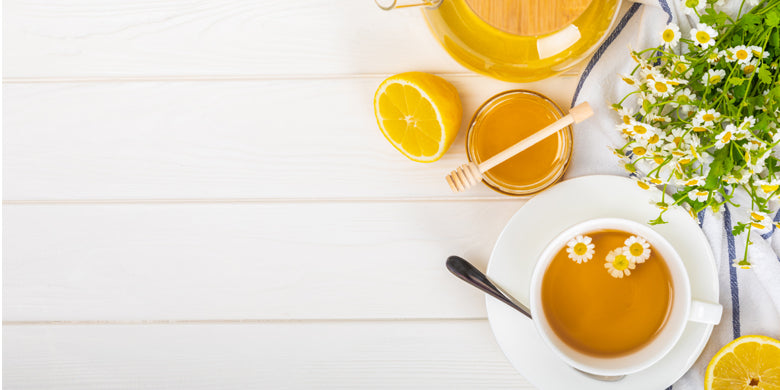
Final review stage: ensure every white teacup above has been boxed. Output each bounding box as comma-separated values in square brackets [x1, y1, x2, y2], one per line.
[529, 218, 722, 376]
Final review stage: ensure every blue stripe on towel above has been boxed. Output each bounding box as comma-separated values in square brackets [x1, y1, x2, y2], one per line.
[571, 2, 643, 107]
[658, 0, 674, 23]
[723, 205, 741, 338]
[698, 209, 706, 228]
[760, 209, 780, 239]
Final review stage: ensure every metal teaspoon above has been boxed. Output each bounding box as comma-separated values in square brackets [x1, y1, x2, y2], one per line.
[445, 255, 625, 382]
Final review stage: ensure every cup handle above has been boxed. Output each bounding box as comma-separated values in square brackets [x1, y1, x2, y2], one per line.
[689, 300, 723, 324]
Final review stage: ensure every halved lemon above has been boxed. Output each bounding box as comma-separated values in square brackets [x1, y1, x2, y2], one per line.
[705, 335, 780, 390]
[373, 72, 462, 163]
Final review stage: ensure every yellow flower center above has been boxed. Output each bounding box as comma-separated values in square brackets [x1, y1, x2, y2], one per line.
[751, 212, 766, 221]
[612, 254, 630, 271]
[622, 115, 631, 124]
[751, 222, 767, 230]
[622, 76, 635, 85]
[696, 31, 711, 43]
[646, 74, 656, 81]
[663, 29, 675, 42]
[761, 184, 779, 193]
[709, 75, 722, 84]
[655, 82, 668, 93]
[744, 65, 756, 74]
[752, 49, 762, 56]
[696, 191, 708, 197]
[573, 242, 588, 256]
[633, 146, 647, 156]
[736, 50, 749, 60]
[675, 63, 688, 73]
[637, 181, 650, 190]
[702, 113, 715, 121]
[686, 179, 699, 185]
[653, 156, 665, 164]
[693, 126, 707, 132]
[633, 125, 647, 134]
[629, 243, 645, 256]
[721, 132, 732, 142]
[679, 158, 692, 165]
[650, 178, 663, 184]
[648, 134, 660, 144]
[673, 136, 683, 145]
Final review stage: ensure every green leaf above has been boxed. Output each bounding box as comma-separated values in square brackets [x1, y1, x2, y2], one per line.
[730, 77, 746, 86]
[767, 10, 780, 27]
[732, 222, 749, 236]
[705, 147, 732, 190]
[758, 66, 772, 84]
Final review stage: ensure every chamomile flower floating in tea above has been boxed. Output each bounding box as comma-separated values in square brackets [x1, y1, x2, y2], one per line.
[566, 235, 595, 264]
[624, 236, 651, 264]
[605, 247, 636, 279]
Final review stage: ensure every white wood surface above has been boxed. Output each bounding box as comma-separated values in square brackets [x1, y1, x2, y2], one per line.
[3, 0, 583, 387]
[3, 321, 531, 389]
[3, 201, 522, 321]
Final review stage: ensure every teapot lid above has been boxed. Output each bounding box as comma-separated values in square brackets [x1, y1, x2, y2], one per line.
[464, 0, 593, 36]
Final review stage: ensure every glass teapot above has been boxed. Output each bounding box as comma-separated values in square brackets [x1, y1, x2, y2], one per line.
[377, 0, 622, 82]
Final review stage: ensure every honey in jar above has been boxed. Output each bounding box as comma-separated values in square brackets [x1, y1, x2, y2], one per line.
[466, 90, 572, 195]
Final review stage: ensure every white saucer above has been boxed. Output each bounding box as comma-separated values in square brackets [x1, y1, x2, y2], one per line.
[485, 175, 718, 389]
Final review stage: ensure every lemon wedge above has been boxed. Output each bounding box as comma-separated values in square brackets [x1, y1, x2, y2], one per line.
[705, 335, 780, 390]
[373, 72, 462, 163]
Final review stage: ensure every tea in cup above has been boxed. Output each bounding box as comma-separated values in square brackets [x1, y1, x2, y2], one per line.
[529, 218, 722, 376]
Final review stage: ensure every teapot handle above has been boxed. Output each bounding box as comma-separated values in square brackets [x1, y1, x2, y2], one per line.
[375, 0, 442, 11]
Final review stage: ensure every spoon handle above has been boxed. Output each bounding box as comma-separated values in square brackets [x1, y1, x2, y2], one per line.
[446, 255, 532, 319]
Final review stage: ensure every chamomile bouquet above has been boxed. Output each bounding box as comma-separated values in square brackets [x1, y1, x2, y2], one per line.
[612, 0, 780, 268]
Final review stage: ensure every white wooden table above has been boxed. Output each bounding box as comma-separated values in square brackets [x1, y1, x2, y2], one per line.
[3, 1, 580, 388]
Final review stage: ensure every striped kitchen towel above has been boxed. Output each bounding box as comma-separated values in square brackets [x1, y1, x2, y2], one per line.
[567, 0, 780, 388]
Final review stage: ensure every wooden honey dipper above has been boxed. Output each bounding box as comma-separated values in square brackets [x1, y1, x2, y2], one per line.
[446, 102, 594, 193]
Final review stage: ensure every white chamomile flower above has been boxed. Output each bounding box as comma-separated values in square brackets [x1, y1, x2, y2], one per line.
[732, 45, 753, 64]
[742, 59, 759, 75]
[624, 236, 652, 264]
[691, 23, 718, 49]
[694, 108, 721, 126]
[629, 120, 655, 140]
[683, 0, 706, 16]
[744, 138, 765, 151]
[604, 247, 636, 278]
[739, 116, 756, 131]
[648, 78, 673, 97]
[619, 73, 639, 87]
[757, 179, 780, 197]
[661, 23, 681, 49]
[616, 107, 635, 125]
[715, 126, 735, 149]
[750, 212, 772, 233]
[722, 49, 737, 63]
[671, 57, 693, 77]
[566, 235, 595, 264]
[636, 178, 654, 190]
[749, 46, 769, 59]
[732, 259, 753, 269]
[688, 189, 710, 202]
[672, 88, 696, 108]
[706, 51, 722, 64]
[702, 69, 726, 86]
[680, 176, 705, 186]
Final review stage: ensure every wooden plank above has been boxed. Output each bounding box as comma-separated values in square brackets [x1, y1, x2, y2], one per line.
[3, 76, 578, 201]
[3, 321, 532, 389]
[3, 0, 467, 79]
[3, 200, 524, 321]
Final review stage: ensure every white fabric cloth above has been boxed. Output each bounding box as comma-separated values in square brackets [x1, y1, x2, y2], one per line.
[568, 1, 780, 388]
